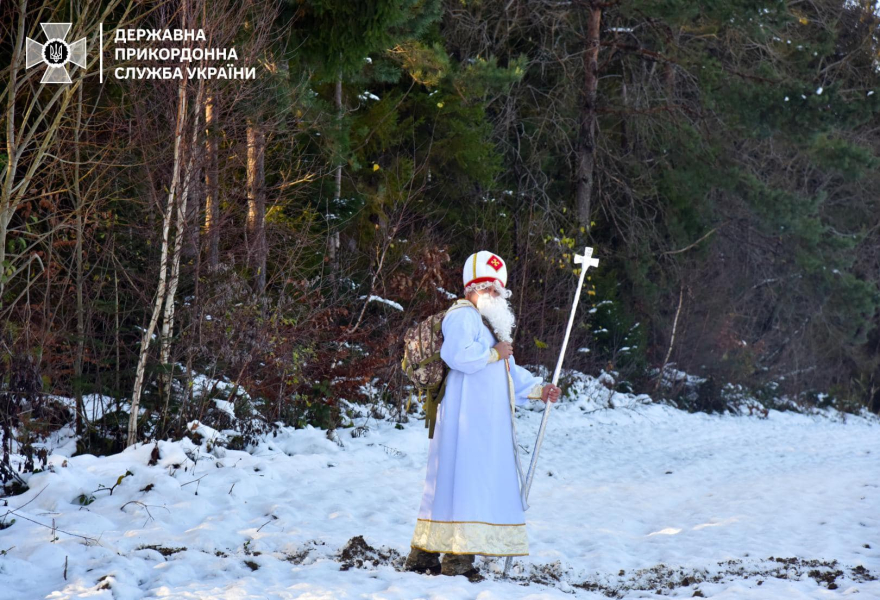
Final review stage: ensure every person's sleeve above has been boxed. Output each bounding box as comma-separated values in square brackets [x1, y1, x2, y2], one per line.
[439, 308, 493, 374]
[508, 354, 544, 406]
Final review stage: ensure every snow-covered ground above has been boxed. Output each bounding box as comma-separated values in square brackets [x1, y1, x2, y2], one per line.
[1, 373, 878, 599]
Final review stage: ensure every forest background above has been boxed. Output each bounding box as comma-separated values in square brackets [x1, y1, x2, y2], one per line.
[2, 0, 879, 481]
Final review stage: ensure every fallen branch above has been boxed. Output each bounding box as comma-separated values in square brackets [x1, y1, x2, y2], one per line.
[661, 227, 719, 256]
[655, 285, 685, 393]
[120, 500, 169, 528]
[1, 509, 98, 545]
[180, 474, 208, 487]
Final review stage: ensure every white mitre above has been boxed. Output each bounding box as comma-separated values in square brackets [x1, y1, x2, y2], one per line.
[462, 250, 508, 289]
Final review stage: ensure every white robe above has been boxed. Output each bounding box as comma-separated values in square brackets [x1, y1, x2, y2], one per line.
[410, 300, 544, 556]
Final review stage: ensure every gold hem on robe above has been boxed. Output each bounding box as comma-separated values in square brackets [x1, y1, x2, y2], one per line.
[410, 518, 529, 556]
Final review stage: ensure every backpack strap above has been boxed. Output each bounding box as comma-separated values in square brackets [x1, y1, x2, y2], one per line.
[446, 297, 495, 337]
[423, 299, 491, 439]
[445, 298, 477, 315]
[419, 300, 473, 439]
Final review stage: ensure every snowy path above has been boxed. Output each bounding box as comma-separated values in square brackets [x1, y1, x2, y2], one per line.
[1, 377, 878, 599]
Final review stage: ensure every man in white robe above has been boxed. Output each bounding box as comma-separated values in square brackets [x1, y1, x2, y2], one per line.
[404, 251, 561, 577]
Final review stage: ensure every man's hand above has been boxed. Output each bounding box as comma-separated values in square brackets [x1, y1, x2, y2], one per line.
[493, 341, 513, 360]
[541, 384, 561, 404]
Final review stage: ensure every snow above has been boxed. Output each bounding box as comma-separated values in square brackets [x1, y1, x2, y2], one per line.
[133, 326, 157, 341]
[436, 286, 458, 300]
[357, 91, 380, 102]
[358, 295, 403, 311]
[50, 394, 118, 423]
[652, 364, 707, 387]
[1, 373, 878, 599]
[187, 419, 229, 444]
[214, 400, 236, 419]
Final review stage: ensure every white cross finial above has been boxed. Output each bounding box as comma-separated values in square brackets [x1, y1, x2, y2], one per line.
[573, 246, 600, 270]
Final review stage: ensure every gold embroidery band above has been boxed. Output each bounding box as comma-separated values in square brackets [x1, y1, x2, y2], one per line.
[411, 518, 529, 556]
[418, 518, 526, 526]
[410, 544, 527, 557]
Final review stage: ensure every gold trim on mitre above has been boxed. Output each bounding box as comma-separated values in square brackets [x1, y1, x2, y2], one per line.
[411, 518, 529, 556]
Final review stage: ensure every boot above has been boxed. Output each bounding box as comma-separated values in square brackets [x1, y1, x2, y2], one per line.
[440, 552, 479, 578]
[403, 547, 441, 575]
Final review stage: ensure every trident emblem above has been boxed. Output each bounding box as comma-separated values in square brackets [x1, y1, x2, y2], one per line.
[48, 43, 64, 63]
[26, 23, 87, 84]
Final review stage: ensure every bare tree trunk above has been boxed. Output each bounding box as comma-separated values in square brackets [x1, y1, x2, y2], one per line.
[73, 82, 86, 436]
[114, 264, 121, 412]
[620, 62, 629, 155]
[656, 284, 685, 392]
[160, 78, 205, 430]
[663, 27, 678, 102]
[246, 120, 266, 293]
[204, 93, 220, 270]
[127, 75, 189, 447]
[328, 73, 342, 287]
[575, 1, 602, 232]
[184, 160, 201, 261]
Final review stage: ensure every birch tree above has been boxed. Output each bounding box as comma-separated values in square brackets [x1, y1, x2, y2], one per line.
[127, 75, 189, 447]
[205, 93, 220, 270]
[159, 78, 206, 427]
[246, 120, 267, 293]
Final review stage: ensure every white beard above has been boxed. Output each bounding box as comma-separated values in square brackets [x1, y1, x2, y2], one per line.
[476, 294, 516, 343]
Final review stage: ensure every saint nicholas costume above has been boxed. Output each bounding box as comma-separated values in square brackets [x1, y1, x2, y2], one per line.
[409, 251, 545, 557]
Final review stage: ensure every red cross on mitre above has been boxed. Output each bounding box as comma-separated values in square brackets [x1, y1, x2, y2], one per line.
[486, 255, 503, 271]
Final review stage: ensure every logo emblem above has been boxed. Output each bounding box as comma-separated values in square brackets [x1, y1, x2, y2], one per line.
[486, 255, 503, 271]
[26, 23, 86, 84]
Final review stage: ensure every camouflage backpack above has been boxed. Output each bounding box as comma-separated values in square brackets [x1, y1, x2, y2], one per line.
[401, 301, 472, 438]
